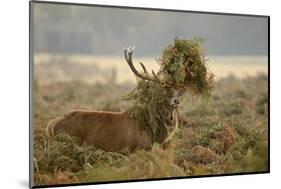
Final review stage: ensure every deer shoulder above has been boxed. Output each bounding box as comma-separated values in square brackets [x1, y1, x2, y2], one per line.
[46, 46, 185, 153]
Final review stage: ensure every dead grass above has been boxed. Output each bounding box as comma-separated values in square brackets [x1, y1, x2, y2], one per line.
[33, 73, 268, 186]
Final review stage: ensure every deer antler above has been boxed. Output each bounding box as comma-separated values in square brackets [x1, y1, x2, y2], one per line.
[124, 46, 160, 82]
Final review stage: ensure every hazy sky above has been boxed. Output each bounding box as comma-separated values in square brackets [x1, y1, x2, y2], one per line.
[33, 3, 268, 56]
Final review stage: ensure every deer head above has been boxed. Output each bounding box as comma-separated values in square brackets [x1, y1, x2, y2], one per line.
[124, 46, 186, 109]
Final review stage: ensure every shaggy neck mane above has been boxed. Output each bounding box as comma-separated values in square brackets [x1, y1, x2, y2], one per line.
[124, 80, 178, 144]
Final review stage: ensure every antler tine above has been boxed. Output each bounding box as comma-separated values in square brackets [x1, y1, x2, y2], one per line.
[124, 46, 135, 62]
[128, 46, 135, 53]
[139, 62, 148, 75]
[140, 62, 160, 81]
[124, 46, 155, 81]
[152, 70, 160, 80]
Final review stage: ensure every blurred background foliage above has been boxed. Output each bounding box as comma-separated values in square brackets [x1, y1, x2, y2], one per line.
[33, 3, 268, 56]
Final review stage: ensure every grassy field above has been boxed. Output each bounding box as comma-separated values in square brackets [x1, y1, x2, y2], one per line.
[34, 54, 267, 84]
[33, 69, 268, 185]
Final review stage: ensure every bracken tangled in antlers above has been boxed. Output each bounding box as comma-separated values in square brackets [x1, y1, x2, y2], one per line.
[47, 38, 215, 153]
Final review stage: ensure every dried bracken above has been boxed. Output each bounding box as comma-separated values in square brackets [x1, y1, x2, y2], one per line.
[124, 38, 215, 141]
[191, 146, 217, 164]
[159, 38, 215, 95]
[216, 125, 237, 152]
[33, 39, 268, 185]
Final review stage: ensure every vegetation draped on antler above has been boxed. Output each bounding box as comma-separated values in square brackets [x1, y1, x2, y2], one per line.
[123, 38, 215, 140]
[158, 37, 215, 95]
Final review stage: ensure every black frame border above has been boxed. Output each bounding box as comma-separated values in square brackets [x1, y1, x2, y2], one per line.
[29, 0, 270, 188]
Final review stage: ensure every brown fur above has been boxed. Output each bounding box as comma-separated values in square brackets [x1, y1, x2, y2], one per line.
[46, 110, 153, 153]
[46, 47, 181, 153]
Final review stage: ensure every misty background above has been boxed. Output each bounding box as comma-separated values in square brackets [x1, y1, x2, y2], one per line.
[32, 2, 268, 84]
[33, 3, 268, 56]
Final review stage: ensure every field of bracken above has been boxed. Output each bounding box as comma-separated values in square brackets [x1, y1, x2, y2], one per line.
[33, 71, 268, 185]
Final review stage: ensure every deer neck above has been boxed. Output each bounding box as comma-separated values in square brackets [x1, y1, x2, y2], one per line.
[149, 103, 178, 144]
[126, 81, 179, 144]
[135, 93, 179, 144]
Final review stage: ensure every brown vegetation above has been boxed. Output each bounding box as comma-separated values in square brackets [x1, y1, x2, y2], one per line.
[33, 73, 268, 186]
[33, 39, 268, 186]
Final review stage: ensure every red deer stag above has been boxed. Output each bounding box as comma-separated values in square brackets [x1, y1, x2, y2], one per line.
[47, 46, 186, 153]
